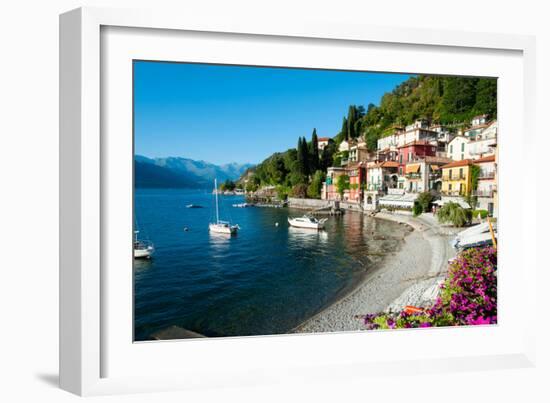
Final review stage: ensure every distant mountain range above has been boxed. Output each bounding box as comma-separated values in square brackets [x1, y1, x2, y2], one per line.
[135, 155, 254, 189]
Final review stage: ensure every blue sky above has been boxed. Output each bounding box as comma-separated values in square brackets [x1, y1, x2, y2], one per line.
[134, 61, 410, 165]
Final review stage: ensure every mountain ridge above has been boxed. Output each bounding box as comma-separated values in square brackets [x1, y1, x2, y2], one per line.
[135, 155, 254, 188]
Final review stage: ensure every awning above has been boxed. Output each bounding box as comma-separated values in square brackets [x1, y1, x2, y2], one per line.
[430, 165, 440, 171]
[406, 164, 420, 174]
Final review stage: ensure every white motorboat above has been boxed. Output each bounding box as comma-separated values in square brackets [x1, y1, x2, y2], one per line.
[209, 179, 239, 235]
[133, 230, 154, 259]
[287, 215, 327, 230]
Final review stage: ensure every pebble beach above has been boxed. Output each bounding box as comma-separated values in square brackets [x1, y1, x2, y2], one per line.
[294, 212, 459, 333]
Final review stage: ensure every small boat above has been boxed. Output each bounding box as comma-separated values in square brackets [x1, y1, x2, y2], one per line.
[287, 215, 327, 230]
[133, 230, 154, 259]
[210, 179, 239, 235]
[232, 202, 252, 208]
[186, 204, 203, 208]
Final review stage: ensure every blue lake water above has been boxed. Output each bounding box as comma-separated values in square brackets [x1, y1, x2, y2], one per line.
[134, 188, 409, 340]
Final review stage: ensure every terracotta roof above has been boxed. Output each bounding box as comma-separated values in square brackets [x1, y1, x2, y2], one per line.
[397, 139, 435, 149]
[381, 161, 399, 168]
[474, 155, 496, 163]
[441, 159, 473, 169]
[318, 137, 331, 142]
[424, 156, 452, 165]
[466, 123, 489, 131]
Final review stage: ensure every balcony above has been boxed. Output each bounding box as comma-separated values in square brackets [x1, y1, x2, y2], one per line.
[441, 190, 466, 197]
[478, 171, 495, 179]
[405, 173, 421, 180]
[474, 189, 495, 197]
[442, 175, 466, 181]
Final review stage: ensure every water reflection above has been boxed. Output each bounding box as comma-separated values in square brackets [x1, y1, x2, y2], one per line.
[134, 258, 153, 273]
[287, 226, 328, 248]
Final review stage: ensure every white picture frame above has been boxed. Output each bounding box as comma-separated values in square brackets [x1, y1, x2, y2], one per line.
[60, 6, 537, 396]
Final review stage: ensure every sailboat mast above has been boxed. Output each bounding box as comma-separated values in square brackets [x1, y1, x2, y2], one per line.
[215, 178, 219, 224]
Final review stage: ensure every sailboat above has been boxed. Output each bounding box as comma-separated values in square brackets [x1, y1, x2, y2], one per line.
[209, 178, 239, 235]
[133, 230, 154, 259]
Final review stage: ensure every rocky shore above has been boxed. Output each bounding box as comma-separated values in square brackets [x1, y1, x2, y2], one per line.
[294, 212, 459, 333]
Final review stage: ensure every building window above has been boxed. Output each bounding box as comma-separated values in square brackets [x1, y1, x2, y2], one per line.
[399, 167, 403, 176]
[449, 169, 452, 180]
[461, 143, 465, 152]
[450, 145, 453, 154]
[448, 184, 452, 191]
[399, 154, 403, 164]
[461, 153, 464, 160]
[459, 168, 463, 179]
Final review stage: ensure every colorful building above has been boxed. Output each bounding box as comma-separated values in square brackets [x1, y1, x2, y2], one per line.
[404, 156, 451, 193]
[321, 166, 346, 201]
[366, 161, 399, 192]
[473, 154, 496, 215]
[441, 159, 473, 196]
[346, 162, 367, 203]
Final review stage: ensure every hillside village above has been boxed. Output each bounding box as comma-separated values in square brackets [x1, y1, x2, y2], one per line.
[321, 114, 498, 217]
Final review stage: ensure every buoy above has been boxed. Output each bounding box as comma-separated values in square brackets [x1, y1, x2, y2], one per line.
[275, 222, 279, 227]
[184, 227, 189, 232]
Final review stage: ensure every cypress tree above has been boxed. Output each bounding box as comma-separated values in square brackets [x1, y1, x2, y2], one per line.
[341, 117, 348, 140]
[310, 128, 319, 173]
[301, 137, 310, 178]
[347, 106, 357, 139]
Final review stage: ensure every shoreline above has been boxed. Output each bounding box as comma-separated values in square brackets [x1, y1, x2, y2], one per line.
[293, 212, 458, 334]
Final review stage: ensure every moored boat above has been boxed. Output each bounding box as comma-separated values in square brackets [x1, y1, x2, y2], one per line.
[210, 179, 239, 235]
[134, 231, 154, 259]
[287, 215, 327, 230]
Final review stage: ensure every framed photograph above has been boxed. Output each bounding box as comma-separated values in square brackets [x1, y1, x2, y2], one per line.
[60, 7, 537, 396]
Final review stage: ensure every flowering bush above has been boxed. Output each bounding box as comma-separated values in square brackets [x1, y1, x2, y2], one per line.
[364, 246, 497, 330]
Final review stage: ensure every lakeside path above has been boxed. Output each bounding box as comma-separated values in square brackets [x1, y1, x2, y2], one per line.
[294, 212, 460, 334]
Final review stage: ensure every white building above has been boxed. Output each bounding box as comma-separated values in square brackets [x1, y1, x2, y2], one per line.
[317, 137, 331, 151]
[447, 136, 471, 161]
[338, 139, 350, 152]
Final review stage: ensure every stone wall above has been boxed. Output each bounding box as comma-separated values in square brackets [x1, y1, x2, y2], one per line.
[287, 197, 333, 210]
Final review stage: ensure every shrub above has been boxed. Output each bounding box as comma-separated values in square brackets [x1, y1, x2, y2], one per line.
[363, 246, 497, 330]
[412, 201, 423, 217]
[416, 191, 434, 212]
[437, 202, 471, 227]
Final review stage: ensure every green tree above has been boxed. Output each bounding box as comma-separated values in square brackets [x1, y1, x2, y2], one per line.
[295, 137, 308, 182]
[336, 174, 350, 199]
[307, 170, 326, 199]
[309, 128, 320, 173]
[436, 202, 471, 227]
[319, 141, 335, 171]
[474, 78, 497, 118]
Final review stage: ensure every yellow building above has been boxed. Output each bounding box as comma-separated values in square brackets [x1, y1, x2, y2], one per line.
[441, 159, 473, 196]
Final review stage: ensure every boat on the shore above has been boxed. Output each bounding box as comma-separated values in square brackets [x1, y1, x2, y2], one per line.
[209, 179, 239, 235]
[134, 230, 154, 259]
[287, 215, 327, 230]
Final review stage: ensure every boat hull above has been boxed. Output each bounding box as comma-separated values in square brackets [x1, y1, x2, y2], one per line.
[134, 247, 153, 259]
[209, 223, 238, 234]
[287, 217, 325, 230]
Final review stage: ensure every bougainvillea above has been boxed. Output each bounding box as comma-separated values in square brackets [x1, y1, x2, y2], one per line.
[363, 246, 497, 330]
